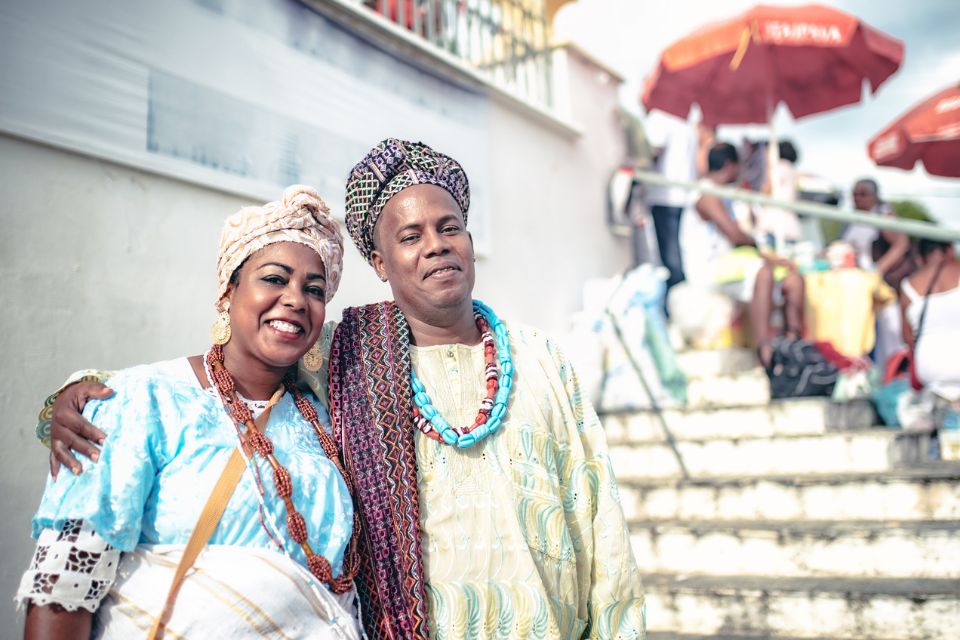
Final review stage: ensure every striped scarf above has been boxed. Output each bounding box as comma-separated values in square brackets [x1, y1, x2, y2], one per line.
[329, 301, 430, 640]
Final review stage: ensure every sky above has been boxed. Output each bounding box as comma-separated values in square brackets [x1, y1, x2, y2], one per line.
[553, 0, 960, 228]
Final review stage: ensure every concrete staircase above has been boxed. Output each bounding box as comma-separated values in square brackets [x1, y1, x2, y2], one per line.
[603, 348, 960, 640]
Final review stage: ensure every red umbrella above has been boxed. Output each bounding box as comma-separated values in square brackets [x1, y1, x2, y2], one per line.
[867, 83, 960, 178]
[641, 4, 904, 125]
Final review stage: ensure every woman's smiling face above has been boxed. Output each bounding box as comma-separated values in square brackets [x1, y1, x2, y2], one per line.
[223, 241, 327, 369]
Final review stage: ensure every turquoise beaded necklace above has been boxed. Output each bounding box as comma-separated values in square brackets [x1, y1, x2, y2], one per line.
[410, 300, 513, 448]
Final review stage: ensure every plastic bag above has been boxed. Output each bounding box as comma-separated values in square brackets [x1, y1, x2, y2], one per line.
[872, 377, 910, 427]
[832, 368, 876, 402]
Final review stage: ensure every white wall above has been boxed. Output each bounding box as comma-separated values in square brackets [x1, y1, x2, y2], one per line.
[478, 47, 631, 326]
[0, 135, 235, 628]
[0, 132, 398, 630]
[0, 26, 629, 638]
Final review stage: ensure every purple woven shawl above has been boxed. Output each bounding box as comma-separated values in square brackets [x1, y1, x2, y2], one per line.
[329, 301, 429, 640]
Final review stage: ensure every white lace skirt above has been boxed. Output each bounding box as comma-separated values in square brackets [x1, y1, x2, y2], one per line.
[93, 544, 363, 640]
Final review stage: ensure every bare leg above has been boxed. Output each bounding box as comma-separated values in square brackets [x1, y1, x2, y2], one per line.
[781, 270, 805, 338]
[751, 263, 774, 366]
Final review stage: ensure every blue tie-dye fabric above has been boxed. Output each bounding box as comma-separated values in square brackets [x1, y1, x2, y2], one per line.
[32, 359, 353, 575]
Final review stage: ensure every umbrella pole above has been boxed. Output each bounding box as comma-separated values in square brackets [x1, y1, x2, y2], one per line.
[766, 97, 783, 252]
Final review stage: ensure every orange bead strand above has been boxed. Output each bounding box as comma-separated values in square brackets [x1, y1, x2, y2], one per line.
[206, 345, 360, 593]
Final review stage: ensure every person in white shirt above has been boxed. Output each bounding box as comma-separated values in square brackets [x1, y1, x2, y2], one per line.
[681, 143, 805, 366]
[755, 140, 803, 250]
[843, 178, 912, 285]
[644, 113, 713, 293]
[900, 238, 960, 402]
[843, 178, 913, 369]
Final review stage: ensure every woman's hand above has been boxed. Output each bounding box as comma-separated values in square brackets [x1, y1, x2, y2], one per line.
[49, 382, 113, 478]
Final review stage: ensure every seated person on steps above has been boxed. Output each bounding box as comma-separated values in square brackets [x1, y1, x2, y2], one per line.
[676, 142, 805, 365]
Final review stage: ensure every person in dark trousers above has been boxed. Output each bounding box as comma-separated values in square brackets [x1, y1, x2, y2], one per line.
[644, 117, 714, 295]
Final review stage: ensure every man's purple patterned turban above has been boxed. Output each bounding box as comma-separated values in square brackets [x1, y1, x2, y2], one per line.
[344, 138, 470, 264]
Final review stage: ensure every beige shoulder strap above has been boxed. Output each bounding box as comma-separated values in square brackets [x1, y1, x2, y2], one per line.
[147, 386, 284, 640]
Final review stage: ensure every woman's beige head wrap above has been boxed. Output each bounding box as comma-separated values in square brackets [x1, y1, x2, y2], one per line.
[215, 185, 344, 309]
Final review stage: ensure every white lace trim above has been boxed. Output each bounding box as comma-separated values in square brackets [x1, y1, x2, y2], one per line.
[16, 519, 120, 613]
[201, 385, 269, 418]
[202, 349, 271, 419]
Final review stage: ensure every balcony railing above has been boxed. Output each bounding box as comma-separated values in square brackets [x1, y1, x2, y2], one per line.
[365, 0, 553, 108]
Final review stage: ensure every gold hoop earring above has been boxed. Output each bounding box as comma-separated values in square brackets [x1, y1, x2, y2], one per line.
[302, 340, 324, 372]
[211, 310, 231, 345]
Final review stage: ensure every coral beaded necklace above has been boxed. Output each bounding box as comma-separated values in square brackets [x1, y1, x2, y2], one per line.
[410, 299, 514, 448]
[205, 344, 360, 593]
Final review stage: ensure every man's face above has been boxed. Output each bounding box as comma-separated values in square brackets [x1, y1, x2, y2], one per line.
[853, 182, 878, 211]
[371, 184, 476, 319]
[722, 160, 741, 185]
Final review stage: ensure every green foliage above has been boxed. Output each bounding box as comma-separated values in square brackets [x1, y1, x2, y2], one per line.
[820, 219, 843, 244]
[820, 199, 933, 244]
[890, 199, 933, 222]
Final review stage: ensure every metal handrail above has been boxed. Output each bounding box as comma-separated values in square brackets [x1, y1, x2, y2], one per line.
[603, 305, 691, 480]
[632, 169, 960, 243]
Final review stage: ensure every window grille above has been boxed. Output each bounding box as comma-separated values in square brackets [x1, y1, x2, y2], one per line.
[365, 0, 553, 108]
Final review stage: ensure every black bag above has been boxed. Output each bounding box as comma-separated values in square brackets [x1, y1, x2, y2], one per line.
[765, 338, 839, 399]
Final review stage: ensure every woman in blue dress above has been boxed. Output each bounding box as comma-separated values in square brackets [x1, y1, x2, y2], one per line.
[17, 185, 362, 640]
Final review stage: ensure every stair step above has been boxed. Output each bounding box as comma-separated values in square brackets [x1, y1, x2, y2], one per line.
[676, 348, 759, 378]
[617, 465, 960, 522]
[598, 368, 773, 412]
[644, 573, 960, 640]
[685, 368, 771, 407]
[630, 520, 960, 579]
[602, 399, 875, 443]
[610, 430, 927, 479]
[647, 633, 856, 640]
